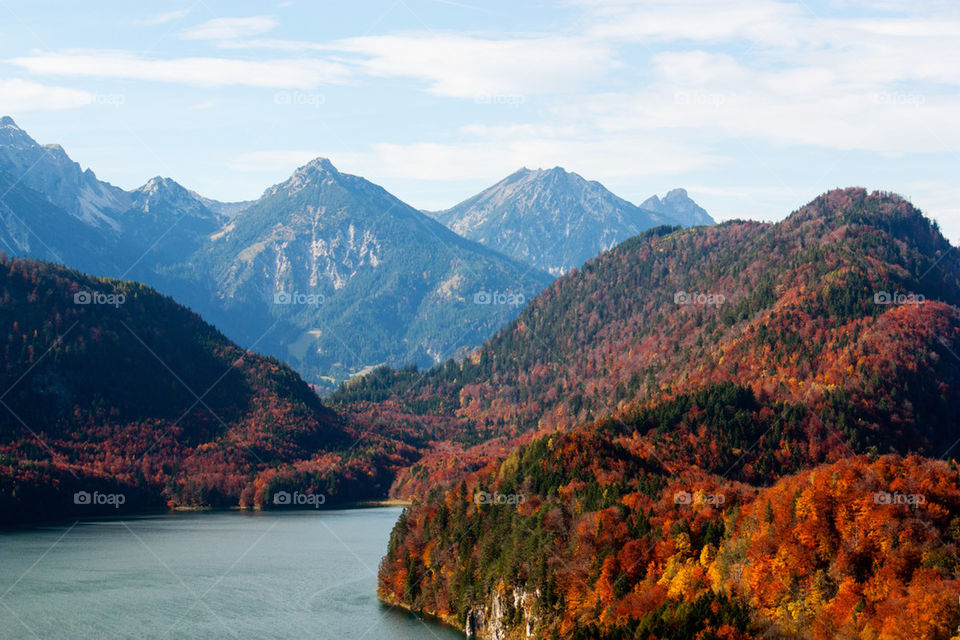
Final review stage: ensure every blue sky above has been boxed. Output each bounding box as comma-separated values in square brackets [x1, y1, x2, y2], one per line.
[1, 0, 958, 238]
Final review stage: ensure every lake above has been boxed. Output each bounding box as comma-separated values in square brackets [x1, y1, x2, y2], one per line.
[0, 507, 464, 639]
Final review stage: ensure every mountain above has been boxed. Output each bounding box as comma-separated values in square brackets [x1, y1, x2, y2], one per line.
[371, 188, 960, 638]
[0, 167, 115, 275]
[639, 187, 714, 226]
[123, 176, 225, 241]
[0, 256, 417, 525]
[0, 118, 551, 386]
[429, 167, 712, 275]
[195, 158, 552, 383]
[0, 117, 220, 280]
[0, 116, 129, 230]
[113, 176, 226, 283]
[337, 187, 960, 492]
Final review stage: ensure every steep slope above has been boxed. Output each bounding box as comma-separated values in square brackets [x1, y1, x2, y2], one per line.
[0, 256, 413, 525]
[199, 158, 552, 383]
[111, 176, 229, 313]
[640, 187, 714, 226]
[336, 188, 960, 496]
[119, 176, 225, 257]
[429, 168, 709, 275]
[0, 116, 129, 229]
[375, 189, 960, 639]
[0, 168, 115, 276]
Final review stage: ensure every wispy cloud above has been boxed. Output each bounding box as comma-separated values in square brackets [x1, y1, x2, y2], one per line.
[330, 34, 616, 98]
[136, 9, 190, 26]
[581, 0, 806, 45]
[7, 51, 349, 89]
[554, 49, 960, 154]
[210, 31, 616, 98]
[0, 78, 95, 112]
[179, 16, 278, 41]
[236, 133, 720, 185]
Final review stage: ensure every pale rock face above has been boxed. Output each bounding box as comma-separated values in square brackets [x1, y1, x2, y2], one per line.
[465, 586, 539, 639]
[0, 213, 32, 253]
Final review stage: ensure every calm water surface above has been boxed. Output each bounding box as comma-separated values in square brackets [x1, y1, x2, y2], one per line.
[0, 507, 463, 639]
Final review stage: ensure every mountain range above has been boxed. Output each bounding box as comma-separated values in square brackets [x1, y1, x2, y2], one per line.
[1, 117, 710, 385]
[197, 157, 551, 383]
[0, 118, 553, 384]
[0, 116, 231, 287]
[429, 167, 714, 275]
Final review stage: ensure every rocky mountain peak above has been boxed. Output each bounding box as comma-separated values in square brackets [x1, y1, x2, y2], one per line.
[0, 116, 38, 149]
[639, 188, 714, 226]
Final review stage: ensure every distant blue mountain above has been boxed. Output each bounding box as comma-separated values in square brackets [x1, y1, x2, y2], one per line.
[429, 166, 713, 275]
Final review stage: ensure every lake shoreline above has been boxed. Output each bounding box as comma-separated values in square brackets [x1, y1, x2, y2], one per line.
[379, 594, 467, 638]
[0, 499, 413, 532]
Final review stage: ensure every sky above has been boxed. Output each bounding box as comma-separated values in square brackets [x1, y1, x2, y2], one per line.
[1, 0, 958, 239]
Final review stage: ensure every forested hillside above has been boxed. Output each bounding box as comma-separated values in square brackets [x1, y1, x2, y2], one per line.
[336, 188, 960, 499]
[0, 256, 417, 524]
[380, 425, 960, 639]
[373, 189, 960, 639]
